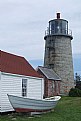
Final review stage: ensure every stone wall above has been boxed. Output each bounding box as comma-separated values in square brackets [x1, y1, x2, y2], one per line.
[44, 35, 75, 95]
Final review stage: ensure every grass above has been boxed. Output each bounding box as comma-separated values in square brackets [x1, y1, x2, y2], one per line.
[0, 96, 81, 121]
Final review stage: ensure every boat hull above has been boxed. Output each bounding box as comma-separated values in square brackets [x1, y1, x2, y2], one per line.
[8, 95, 61, 112]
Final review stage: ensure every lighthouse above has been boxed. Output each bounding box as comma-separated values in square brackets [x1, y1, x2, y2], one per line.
[44, 13, 75, 95]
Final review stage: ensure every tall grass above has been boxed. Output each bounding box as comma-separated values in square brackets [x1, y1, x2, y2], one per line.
[0, 97, 81, 121]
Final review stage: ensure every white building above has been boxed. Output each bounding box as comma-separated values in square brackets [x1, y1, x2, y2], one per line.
[0, 50, 44, 112]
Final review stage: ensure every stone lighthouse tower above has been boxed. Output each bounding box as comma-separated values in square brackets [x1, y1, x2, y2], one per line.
[44, 13, 74, 95]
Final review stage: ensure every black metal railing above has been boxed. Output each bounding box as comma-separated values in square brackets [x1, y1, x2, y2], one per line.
[45, 28, 72, 36]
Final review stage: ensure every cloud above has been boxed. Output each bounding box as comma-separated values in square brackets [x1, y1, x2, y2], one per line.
[0, 0, 81, 63]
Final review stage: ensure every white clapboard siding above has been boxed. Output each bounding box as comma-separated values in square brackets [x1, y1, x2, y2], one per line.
[1, 74, 22, 112]
[27, 78, 44, 99]
[0, 72, 44, 112]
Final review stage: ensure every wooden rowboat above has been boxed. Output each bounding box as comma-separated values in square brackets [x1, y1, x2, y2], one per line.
[8, 94, 61, 112]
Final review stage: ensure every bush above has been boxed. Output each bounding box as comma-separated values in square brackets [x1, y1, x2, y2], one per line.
[69, 88, 81, 97]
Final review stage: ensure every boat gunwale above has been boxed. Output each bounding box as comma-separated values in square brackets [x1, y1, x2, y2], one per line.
[7, 94, 61, 102]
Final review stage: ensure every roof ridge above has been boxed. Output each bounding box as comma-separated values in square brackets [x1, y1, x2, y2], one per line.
[0, 50, 24, 59]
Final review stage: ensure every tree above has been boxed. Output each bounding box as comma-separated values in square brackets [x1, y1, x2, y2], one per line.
[75, 73, 81, 90]
[75, 73, 80, 82]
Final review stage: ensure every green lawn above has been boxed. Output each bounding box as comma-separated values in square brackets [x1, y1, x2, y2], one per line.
[0, 97, 81, 121]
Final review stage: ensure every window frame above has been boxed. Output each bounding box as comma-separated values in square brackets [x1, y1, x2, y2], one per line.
[22, 79, 27, 97]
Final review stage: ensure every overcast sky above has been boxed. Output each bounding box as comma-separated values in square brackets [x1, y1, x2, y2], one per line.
[0, 0, 81, 73]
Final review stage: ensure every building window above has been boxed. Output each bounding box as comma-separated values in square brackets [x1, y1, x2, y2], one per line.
[52, 81, 55, 93]
[22, 79, 27, 97]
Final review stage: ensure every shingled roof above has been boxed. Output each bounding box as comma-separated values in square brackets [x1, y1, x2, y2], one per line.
[37, 66, 61, 81]
[0, 50, 41, 78]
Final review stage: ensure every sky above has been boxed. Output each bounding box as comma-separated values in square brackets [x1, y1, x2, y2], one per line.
[0, 0, 81, 76]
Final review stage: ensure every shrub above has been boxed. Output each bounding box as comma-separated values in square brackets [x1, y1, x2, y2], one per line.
[69, 88, 81, 97]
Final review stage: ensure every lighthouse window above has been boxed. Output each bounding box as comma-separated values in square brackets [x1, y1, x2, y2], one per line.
[62, 21, 68, 34]
[51, 23, 55, 34]
[55, 20, 61, 34]
[49, 64, 54, 69]
[49, 21, 55, 34]
[46, 48, 50, 58]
